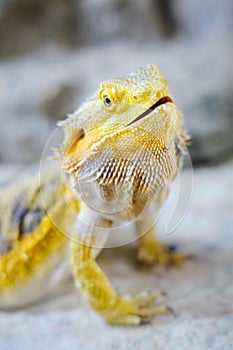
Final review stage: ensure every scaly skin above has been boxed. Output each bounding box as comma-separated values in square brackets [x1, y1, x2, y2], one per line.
[0, 64, 188, 325]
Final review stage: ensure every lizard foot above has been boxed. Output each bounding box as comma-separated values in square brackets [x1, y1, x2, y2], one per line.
[104, 291, 171, 325]
[137, 240, 191, 266]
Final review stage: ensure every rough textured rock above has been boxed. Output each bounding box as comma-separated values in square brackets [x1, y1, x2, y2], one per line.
[0, 162, 232, 349]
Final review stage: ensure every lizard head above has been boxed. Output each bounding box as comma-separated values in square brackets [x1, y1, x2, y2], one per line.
[58, 64, 185, 219]
[59, 64, 181, 169]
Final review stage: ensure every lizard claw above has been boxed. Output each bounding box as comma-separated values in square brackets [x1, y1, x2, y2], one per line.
[104, 291, 171, 326]
[138, 241, 192, 267]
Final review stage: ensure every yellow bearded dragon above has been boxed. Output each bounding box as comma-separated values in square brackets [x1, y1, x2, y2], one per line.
[0, 64, 188, 325]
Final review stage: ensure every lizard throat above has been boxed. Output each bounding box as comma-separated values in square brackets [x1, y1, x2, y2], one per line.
[127, 96, 173, 127]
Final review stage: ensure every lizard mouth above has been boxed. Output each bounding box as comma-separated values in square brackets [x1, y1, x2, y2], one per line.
[127, 96, 173, 126]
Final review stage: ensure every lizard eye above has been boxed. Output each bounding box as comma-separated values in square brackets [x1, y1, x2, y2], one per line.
[103, 95, 112, 107]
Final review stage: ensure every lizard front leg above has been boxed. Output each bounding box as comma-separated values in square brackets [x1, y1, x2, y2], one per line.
[137, 217, 188, 266]
[71, 209, 170, 325]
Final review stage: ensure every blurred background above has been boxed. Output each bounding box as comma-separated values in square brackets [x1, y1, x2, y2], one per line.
[0, 0, 232, 166]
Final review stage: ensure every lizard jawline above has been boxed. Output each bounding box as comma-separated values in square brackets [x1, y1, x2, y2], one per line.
[127, 96, 173, 127]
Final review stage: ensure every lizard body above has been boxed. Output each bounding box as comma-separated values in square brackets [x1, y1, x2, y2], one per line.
[0, 64, 187, 325]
